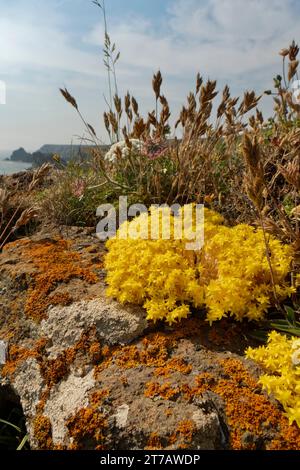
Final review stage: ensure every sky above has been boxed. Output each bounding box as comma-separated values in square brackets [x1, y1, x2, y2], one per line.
[0, 0, 299, 152]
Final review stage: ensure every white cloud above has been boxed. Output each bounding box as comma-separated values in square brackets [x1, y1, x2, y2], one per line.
[85, 0, 298, 80]
[0, 17, 102, 76]
[169, 0, 294, 42]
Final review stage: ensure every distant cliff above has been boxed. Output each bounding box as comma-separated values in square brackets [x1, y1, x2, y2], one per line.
[9, 144, 110, 166]
[38, 145, 96, 160]
[10, 147, 33, 163]
[31, 151, 60, 168]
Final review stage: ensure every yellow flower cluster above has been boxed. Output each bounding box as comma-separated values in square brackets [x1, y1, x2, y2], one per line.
[202, 223, 294, 323]
[246, 332, 300, 427]
[105, 206, 294, 324]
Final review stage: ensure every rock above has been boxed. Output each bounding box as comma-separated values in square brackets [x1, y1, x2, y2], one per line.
[43, 370, 95, 446]
[0, 340, 7, 365]
[113, 404, 129, 429]
[41, 298, 148, 358]
[1, 232, 299, 451]
[12, 358, 45, 420]
[10, 147, 32, 163]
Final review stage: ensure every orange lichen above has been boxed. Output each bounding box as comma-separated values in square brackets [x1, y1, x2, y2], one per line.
[153, 368, 171, 378]
[52, 444, 66, 450]
[19, 239, 98, 321]
[1, 338, 47, 377]
[219, 358, 257, 388]
[33, 415, 53, 450]
[2, 346, 36, 377]
[3, 238, 31, 250]
[177, 420, 196, 442]
[181, 373, 214, 401]
[89, 342, 102, 363]
[269, 420, 300, 450]
[121, 375, 129, 386]
[169, 420, 196, 448]
[65, 386, 110, 449]
[101, 345, 110, 358]
[40, 351, 75, 387]
[89, 389, 110, 408]
[144, 373, 213, 402]
[72, 328, 102, 361]
[66, 408, 107, 449]
[154, 357, 192, 377]
[39, 329, 103, 387]
[94, 332, 178, 378]
[36, 389, 51, 415]
[12, 319, 294, 451]
[144, 382, 180, 400]
[144, 432, 164, 450]
[48, 292, 73, 308]
[212, 358, 300, 450]
[115, 334, 174, 369]
[95, 444, 106, 450]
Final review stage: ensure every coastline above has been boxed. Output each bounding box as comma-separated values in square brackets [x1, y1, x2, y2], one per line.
[0, 151, 32, 176]
[0, 158, 32, 176]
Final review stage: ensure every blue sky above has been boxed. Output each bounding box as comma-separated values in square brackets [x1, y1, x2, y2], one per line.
[0, 0, 299, 151]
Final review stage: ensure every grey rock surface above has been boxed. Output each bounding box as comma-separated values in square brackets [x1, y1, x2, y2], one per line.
[41, 298, 148, 358]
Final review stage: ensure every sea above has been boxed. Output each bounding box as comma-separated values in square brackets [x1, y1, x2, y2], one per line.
[0, 150, 32, 175]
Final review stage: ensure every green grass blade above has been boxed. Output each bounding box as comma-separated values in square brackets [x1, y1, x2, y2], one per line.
[0, 418, 22, 433]
[17, 434, 29, 451]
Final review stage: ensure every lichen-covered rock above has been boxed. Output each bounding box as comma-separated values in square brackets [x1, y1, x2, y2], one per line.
[41, 298, 148, 358]
[0, 340, 7, 364]
[12, 358, 44, 420]
[1, 232, 300, 451]
[43, 370, 95, 446]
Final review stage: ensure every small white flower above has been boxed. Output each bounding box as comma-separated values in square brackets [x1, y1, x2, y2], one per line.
[291, 339, 300, 350]
[104, 139, 142, 163]
[291, 349, 300, 366]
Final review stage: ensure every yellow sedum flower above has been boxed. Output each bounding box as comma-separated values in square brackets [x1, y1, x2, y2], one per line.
[105, 205, 294, 325]
[246, 331, 300, 427]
